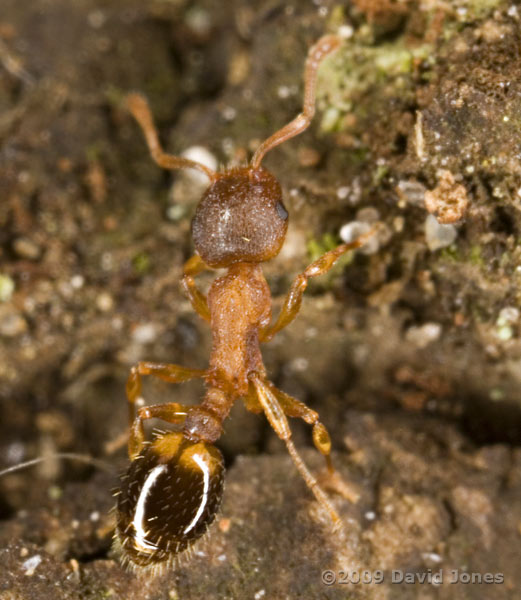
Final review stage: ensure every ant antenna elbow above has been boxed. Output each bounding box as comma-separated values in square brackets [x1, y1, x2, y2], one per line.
[250, 34, 342, 170]
[126, 93, 217, 182]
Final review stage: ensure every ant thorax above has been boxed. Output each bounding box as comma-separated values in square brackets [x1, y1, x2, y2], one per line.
[191, 167, 288, 269]
[205, 263, 271, 396]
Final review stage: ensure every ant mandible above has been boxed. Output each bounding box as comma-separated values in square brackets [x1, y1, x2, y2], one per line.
[115, 34, 371, 571]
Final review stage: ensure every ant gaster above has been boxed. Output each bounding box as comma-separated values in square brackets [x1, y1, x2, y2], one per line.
[116, 34, 370, 571]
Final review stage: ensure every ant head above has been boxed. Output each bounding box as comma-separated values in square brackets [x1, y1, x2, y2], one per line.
[191, 166, 288, 268]
[189, 35, 341, 268]
[116, 432, 224, 570]
[127, 35, 341, 269]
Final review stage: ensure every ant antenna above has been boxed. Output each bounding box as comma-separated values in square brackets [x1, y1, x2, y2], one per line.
[126, 93, 217, 182]
[250, 34, 342, 170]
[0, 453, 115, 477]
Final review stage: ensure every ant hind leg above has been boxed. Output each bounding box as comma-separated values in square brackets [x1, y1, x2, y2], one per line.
[126, 361, 206, 458]
[266, 382, 360, 504]
[128, 402, 189, 460]
[265, 383, 333, 468]
[248, 373, 341, 527]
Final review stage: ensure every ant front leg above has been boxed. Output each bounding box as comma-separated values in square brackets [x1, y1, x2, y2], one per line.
[260, 230, 375, 342]
[248, 373, 341, 527]
[126, 361, 206, 458]
[181, 254, 211, 323]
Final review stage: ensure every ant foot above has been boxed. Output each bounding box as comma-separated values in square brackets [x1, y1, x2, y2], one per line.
[318, 467, 360, 504]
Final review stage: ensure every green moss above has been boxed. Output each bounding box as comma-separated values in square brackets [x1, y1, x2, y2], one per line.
[465, 0, 505, 19]
[489, 387, 505, 401]
[318, 39, 433, 131]
[85, 143, 103, 163]
[103, 84, 125, 107]
[306, 233, 355, 291]
[439, 246, 461, 262]
[469, 245, 485, 267]
[373, 164, 389, 185]
[132, 251, 151, 274]
[499, 251, 510, 268]
[348, 147, 370, 165]
[307, 232, 340, 262]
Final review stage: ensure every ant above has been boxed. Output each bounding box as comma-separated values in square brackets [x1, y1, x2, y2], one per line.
[115, 34, 372, 572]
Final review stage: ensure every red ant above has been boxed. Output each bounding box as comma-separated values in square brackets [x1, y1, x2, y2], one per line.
[115, 34, 372, 571]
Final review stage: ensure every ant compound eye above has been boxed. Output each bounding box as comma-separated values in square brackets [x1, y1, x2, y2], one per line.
[275, 201, 288, 221]
[115, 432, 225, 570]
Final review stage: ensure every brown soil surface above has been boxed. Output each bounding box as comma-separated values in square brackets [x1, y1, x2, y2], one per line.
[1, 1, 520, 598]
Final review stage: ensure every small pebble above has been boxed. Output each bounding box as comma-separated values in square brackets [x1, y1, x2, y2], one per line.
[22, 554, 42, 576]
[166, 204, 186, 222]
[132, 323, 158, 344]
[397, 180, 427, 206]
[338, 24, 354, 39]
[181, 146, 218, 186]
[336, 186, 349, 200]
[298, 147, 321, 167]
[96, 292, 114, 312]
[0, 307, 27, 337]
[424, 214, 457, 251]
[356, 206, 379, 223]
[405, 322, 442, 348]
[88, 10, 106, 28]
[7, 442, 25, 463]
[421, 551, 443, 564]
[0, 274, 15, 302]
[497, 306, 519, 326]
[339, 221, 379, 255]
[221, 106, 237, 122]
[13, 237, 41, 260]
[289, 357, 309, 372]
[496, 325, 513, 341]
[185, 7, 212, 37]
[70, 275, 84, 289]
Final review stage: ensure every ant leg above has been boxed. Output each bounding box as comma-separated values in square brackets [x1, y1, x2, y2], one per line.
[181, 254, 211, 323]
[267, 383, 360, 504]
[126, 93, 216, 182]
[126, 361, 205, 436]
[245, 380, 264, 414]
[265, 382, 334, 472]
[250, 35, 342, 169]
[249, 373, 340, 526]
[260, 229, 375, 342]
[128, 402, 188, 459]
